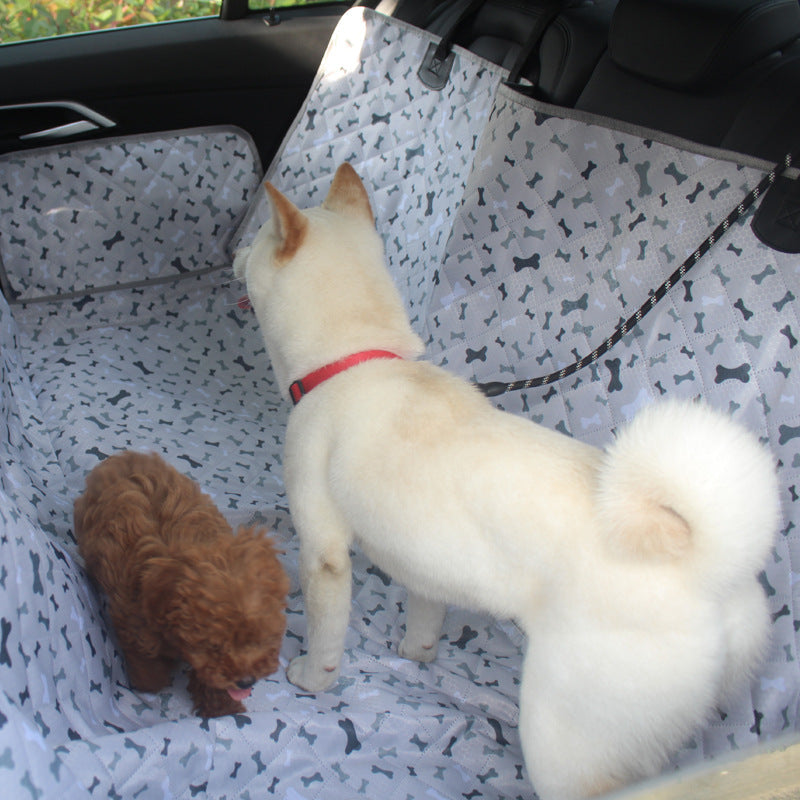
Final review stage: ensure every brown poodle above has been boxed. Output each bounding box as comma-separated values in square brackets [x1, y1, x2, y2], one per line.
[74, 450, 290, 717]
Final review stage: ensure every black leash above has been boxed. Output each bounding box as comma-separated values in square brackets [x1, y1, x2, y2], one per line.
[476, 151, 796, 398]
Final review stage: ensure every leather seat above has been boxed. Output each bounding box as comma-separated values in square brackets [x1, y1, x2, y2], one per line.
[575, 0, 800, 161]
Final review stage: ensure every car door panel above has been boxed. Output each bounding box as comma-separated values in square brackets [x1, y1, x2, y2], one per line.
[0, 6, 345, 164]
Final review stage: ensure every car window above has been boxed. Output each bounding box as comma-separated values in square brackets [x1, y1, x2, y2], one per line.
[249, 0, 347, 8]
[0, 0, 221, 44]
[1, 0, 349, 45]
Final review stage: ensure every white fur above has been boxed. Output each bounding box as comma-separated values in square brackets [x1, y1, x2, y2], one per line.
[237, 166, 781, 800]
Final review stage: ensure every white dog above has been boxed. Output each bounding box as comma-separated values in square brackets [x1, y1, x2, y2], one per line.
[234, 163, 780, 799]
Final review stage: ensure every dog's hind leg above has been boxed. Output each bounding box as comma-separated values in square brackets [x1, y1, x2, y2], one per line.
[398, 592, 446, 663]
[287, 537, 352, 692]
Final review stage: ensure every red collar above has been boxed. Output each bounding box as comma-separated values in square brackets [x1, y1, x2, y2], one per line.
[289, 350, 402, 405]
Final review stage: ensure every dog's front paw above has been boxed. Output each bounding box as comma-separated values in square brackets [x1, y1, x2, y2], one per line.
[398, 635, 439, 663]
[287, 655, 340, 692]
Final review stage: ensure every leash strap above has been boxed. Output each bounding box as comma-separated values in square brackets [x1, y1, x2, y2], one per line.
[477, 151, 796, 398]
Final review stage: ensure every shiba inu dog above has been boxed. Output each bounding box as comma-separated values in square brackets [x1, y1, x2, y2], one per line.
[234, 162, 779, 799]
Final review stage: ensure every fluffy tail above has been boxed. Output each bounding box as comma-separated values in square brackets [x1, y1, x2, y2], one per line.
[596, 400, 780, 593]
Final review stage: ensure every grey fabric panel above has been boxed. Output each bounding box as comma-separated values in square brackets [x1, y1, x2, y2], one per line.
[0, 290, 69, 535]
[6, 264, 530, 799]
[0, 12, 530, 800]
[2, 8, 797, 800]
[232, 7, 506, 319]
[426, 84, 799, 767]
[0, 128, 261, 301]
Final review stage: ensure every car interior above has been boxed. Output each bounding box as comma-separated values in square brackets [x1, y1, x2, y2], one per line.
[0, 0, 798, 798]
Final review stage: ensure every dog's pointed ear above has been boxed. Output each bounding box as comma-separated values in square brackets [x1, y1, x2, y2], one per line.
[264, 182, 308, 263]
[323, 162, 373, 223]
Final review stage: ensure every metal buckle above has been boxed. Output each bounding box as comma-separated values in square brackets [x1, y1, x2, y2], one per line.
[289, 379, 305, 405]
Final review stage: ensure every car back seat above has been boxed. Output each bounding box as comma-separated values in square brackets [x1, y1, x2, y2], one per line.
[575, 0, 800, 162]
[2, 5, 798, 798]
[362, 0, 618, 105]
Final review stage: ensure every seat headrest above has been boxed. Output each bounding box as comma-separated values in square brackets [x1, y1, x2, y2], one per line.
[609, 0, 800, 91]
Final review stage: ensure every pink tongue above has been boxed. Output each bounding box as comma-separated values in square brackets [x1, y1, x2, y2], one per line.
[227, 687, 252, 702]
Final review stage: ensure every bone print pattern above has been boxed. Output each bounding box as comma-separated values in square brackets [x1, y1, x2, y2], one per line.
[232, 8, 505, 318]
[0, 285, 527, 799]
[0, 22, 530, 800]
[1, 237, 528, 800]
[0, 13, 798, 800]
[0, 127, 261, 301]
[426, 85, 799, 766]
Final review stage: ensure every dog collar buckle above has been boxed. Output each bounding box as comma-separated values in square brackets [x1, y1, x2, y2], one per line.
[289, 350, 401, 406]
[289, 379, 307, 405]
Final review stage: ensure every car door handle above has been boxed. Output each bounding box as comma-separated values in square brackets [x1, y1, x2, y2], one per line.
[0, 101, 116, 142]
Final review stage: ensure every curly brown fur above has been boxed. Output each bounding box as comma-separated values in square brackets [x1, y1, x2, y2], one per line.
[74, 451, 289, 717]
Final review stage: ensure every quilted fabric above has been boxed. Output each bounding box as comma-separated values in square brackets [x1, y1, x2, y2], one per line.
[0, 11, 530, 800]
[0, 128, 261, 301]
[1, 7, 797, 800]
[232, 8, 505, 317]
[426, 85, 800, 765]
[0, 290, 68, 532]
[5, 271, 529, 798]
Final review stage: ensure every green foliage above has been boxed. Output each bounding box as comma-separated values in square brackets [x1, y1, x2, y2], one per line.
[0, 0, 342, 45]
[0, 0, 221, 44]
[249, 0, 335, 8]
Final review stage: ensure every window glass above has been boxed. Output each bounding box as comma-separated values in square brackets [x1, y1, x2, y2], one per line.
[0, 0, 222, 45]
[249, 0, 347, 10]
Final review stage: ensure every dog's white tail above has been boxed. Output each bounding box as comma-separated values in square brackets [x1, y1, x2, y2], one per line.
[596, 400, 780, 593]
